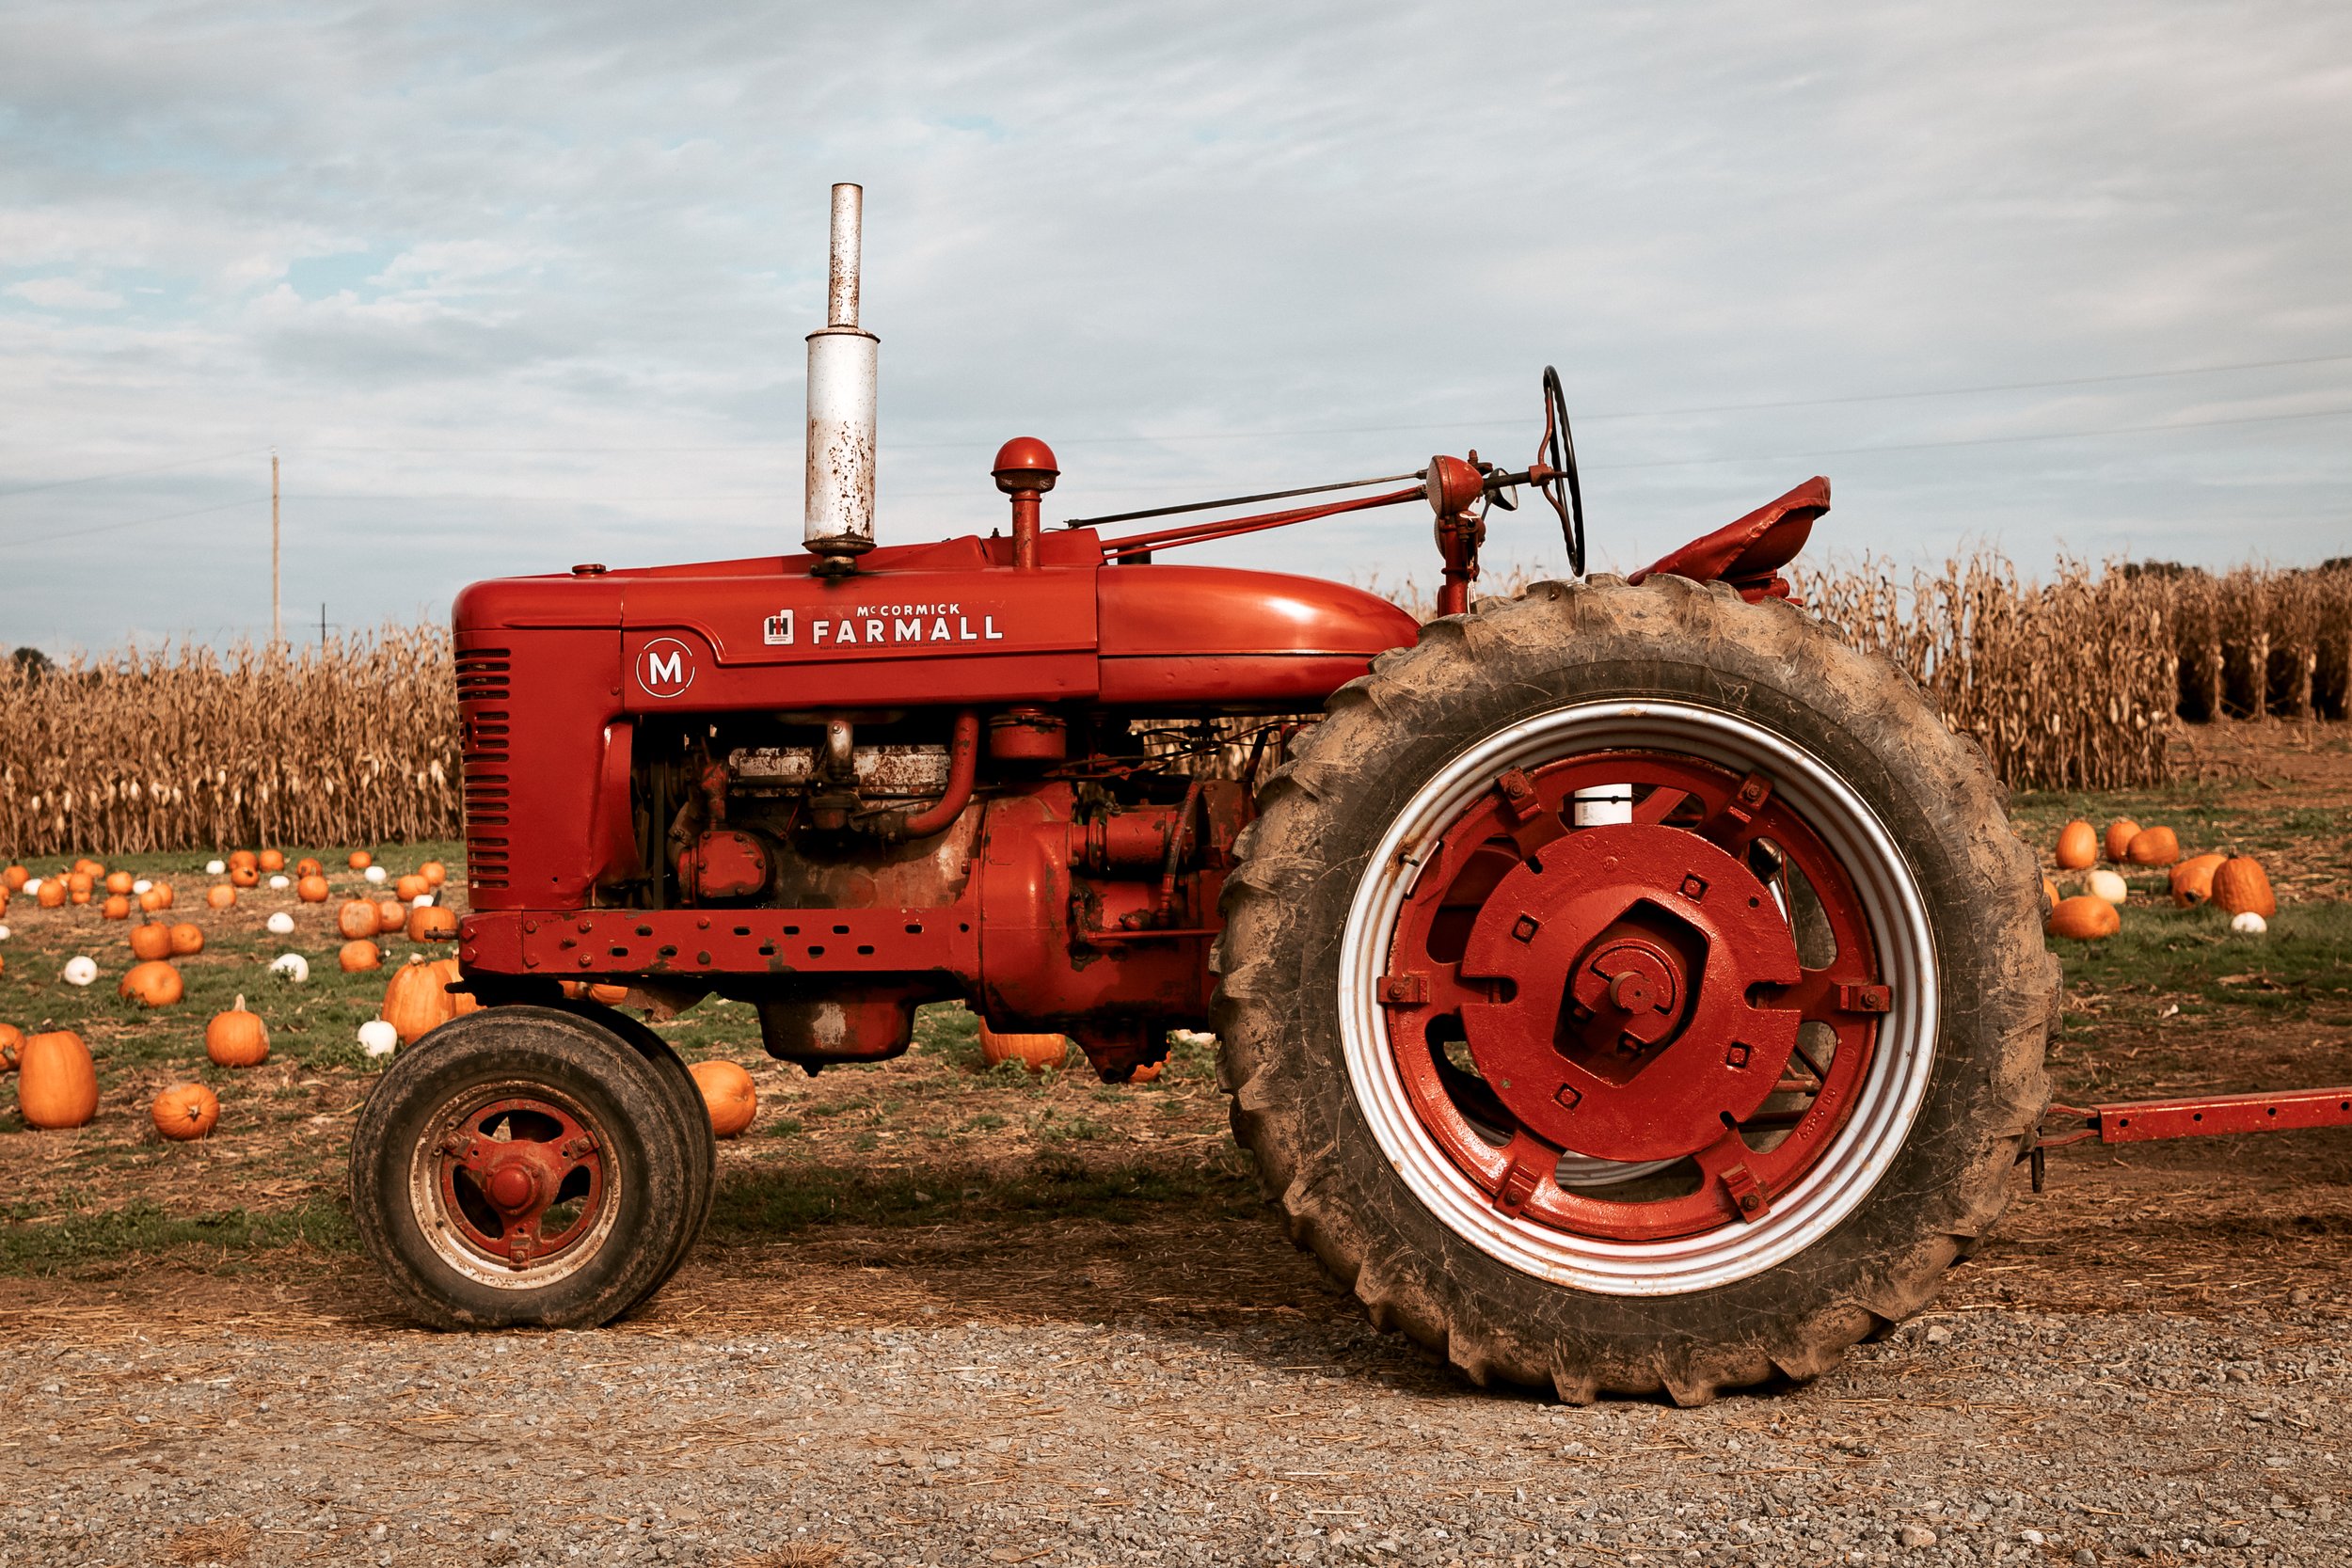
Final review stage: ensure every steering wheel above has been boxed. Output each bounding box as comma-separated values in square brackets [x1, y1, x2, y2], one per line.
[1538, 365, 1586, 577]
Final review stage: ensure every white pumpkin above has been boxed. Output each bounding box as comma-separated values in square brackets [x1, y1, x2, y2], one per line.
[133, 879, 153, 895]
[358, 1019, 400, 1058]
[2086, 868, 2129, 906]
[363, 864, 388, 884]
[411, 893, 434, 908]
[2231, 911, 2268, 935]
[265, 911, 296, 935]
[267, 874, 290, 890]
[204, 859, 226, 875]
[269, 952, 310, 982]
[22, 878, 41, 895]
[62, 955, 99, 986]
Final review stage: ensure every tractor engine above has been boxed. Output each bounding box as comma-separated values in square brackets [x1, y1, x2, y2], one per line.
[644, 705, 1248, 1076]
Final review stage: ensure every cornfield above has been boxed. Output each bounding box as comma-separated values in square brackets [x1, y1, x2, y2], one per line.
[2, 559, 2345, 855]
[0, 626, 458, 859]
[1793, 556, 2352, 791]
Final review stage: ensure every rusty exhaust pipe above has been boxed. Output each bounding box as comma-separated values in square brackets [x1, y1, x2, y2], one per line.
[805, 182, 878, 577]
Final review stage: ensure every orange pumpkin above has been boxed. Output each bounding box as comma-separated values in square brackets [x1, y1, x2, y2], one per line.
[2103, 820, 2141, 863]
[2, 864, 26, 892]
[230, 863, 260, 889]
[978, 1023, 1069, 1072]
[407, 905, 458, 942]
[136, 885, 167, 912]
[588, 982, 628, 1005]
[17, 1030, 98, 1129]
[393, 874, 429, 902]
[690, 1059, 757, 1137]
[382, 957, 457, 1044]
[151, 1083, 220, 1141]
[151, 881, 176, 909]
[294, 857, 324, 879]
[2169, 853, 2228, 908]
[2047, 895, 2121, 941]
[103, 870, 135, 896]
[72, 857, 104, 879]
[129, 922, 175, 962]
[205, 884, 237, 910]
[167, 922, 205, 957]
[347, 850, 373, 871]
[68, 872, 93, 904]
[2054, 819, 2097, 870]
[375, 899, 407, 936]
[38, 879, 67, 909]
[228, 850, 258, 875]
[1130, 1060, 1164, 1084]
[295, 874, 330, 903]
[420, 860, 448, 888]
[204, 996, 270, 1067]
[432, 957, 482, 1018]
[2212, 857, 2276, 920]
[119, 959, 185, 1006]
[258, 848, 285, 873]
[2041, 876, 2059, 911]
[0, 1021, 22, 1073]
[339, 938, 382, 973]
[2124, 826, 2180, 867]
[337, 899, 381, 941]
[101, 894, 132, 921]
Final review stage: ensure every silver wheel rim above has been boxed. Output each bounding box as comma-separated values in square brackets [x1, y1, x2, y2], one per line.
[1337, 698, 1938, 1296]
[405, 1079, 624, 1291]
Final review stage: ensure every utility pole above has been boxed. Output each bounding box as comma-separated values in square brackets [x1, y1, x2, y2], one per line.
[320, 602, 326, 648]
[270, 450, 282, 647]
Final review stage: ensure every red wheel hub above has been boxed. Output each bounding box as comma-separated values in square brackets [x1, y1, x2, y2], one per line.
[1457, 822, 1800, 1163]
[1380, 751, 1891, 1241]
[433, 1096, 608, 1270]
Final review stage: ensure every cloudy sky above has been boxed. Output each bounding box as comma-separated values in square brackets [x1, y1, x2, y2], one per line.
[2, 2, 2346, 653]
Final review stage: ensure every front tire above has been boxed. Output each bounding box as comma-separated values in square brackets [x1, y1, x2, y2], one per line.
[1213, 576, 2055, 1402]
[350, 1006, 701, 1329]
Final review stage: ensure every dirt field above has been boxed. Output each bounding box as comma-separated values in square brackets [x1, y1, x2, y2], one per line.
[2, 721, 2348, 1566]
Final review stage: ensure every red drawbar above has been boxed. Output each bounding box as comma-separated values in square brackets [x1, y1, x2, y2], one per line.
[1629, 477, 1832, 604]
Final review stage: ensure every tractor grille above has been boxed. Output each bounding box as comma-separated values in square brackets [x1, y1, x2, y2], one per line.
[456, 646, 513, 891]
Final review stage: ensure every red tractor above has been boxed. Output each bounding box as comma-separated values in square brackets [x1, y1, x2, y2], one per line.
[350, 183, 2064, 1402]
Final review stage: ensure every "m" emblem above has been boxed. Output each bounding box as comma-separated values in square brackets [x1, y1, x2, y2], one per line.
[634, 637, 697, 700]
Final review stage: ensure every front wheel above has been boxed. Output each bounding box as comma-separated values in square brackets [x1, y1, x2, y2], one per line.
[350, 1006, 703, 1329]
[1213, 576, 2056, 1402]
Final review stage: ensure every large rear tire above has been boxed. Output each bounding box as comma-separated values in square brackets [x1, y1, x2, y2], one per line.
[1212, 576, 2055, 1402]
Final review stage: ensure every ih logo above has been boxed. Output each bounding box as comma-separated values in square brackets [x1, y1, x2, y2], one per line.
[763, 610, 794, 646]
[634, 637, 697, 700]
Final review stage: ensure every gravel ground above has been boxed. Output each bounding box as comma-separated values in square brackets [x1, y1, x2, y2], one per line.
[4, 1293, 2346, 1568]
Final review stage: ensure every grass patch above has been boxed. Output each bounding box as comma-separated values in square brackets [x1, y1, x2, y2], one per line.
[2052, 901, 2352, 1019]
[0, 1196, 355, 1275]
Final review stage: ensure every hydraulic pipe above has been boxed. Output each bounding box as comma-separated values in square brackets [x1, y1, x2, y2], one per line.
[874, 710, 980, 842]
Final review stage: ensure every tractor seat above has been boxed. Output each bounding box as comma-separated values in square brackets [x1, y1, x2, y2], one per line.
[1628, 476, 1831, 603]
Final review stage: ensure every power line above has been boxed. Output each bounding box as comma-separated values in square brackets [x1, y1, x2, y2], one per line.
[239, 347, 2352, 455]
[2, 495, 265, 546]
[0, 447, 267, 501]
[1583, 403, 2352, 471]
[8, 398, 2352, 547]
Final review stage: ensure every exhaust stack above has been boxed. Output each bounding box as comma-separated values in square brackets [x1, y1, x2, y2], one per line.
[804, 182, 878, 576]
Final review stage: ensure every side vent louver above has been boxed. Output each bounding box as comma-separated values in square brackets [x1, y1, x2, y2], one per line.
[456, 646, 513, 891]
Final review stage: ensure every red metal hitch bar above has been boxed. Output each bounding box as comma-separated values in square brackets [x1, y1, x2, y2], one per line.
[2029, 1085, 2352, 1189]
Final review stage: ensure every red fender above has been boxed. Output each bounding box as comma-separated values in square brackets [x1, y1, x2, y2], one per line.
[1628, 477, 1830, 603]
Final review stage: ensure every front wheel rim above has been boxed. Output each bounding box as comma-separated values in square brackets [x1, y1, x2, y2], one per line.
[1337, 699, 1938, 1297]
[405, 1080, 624, 1291]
